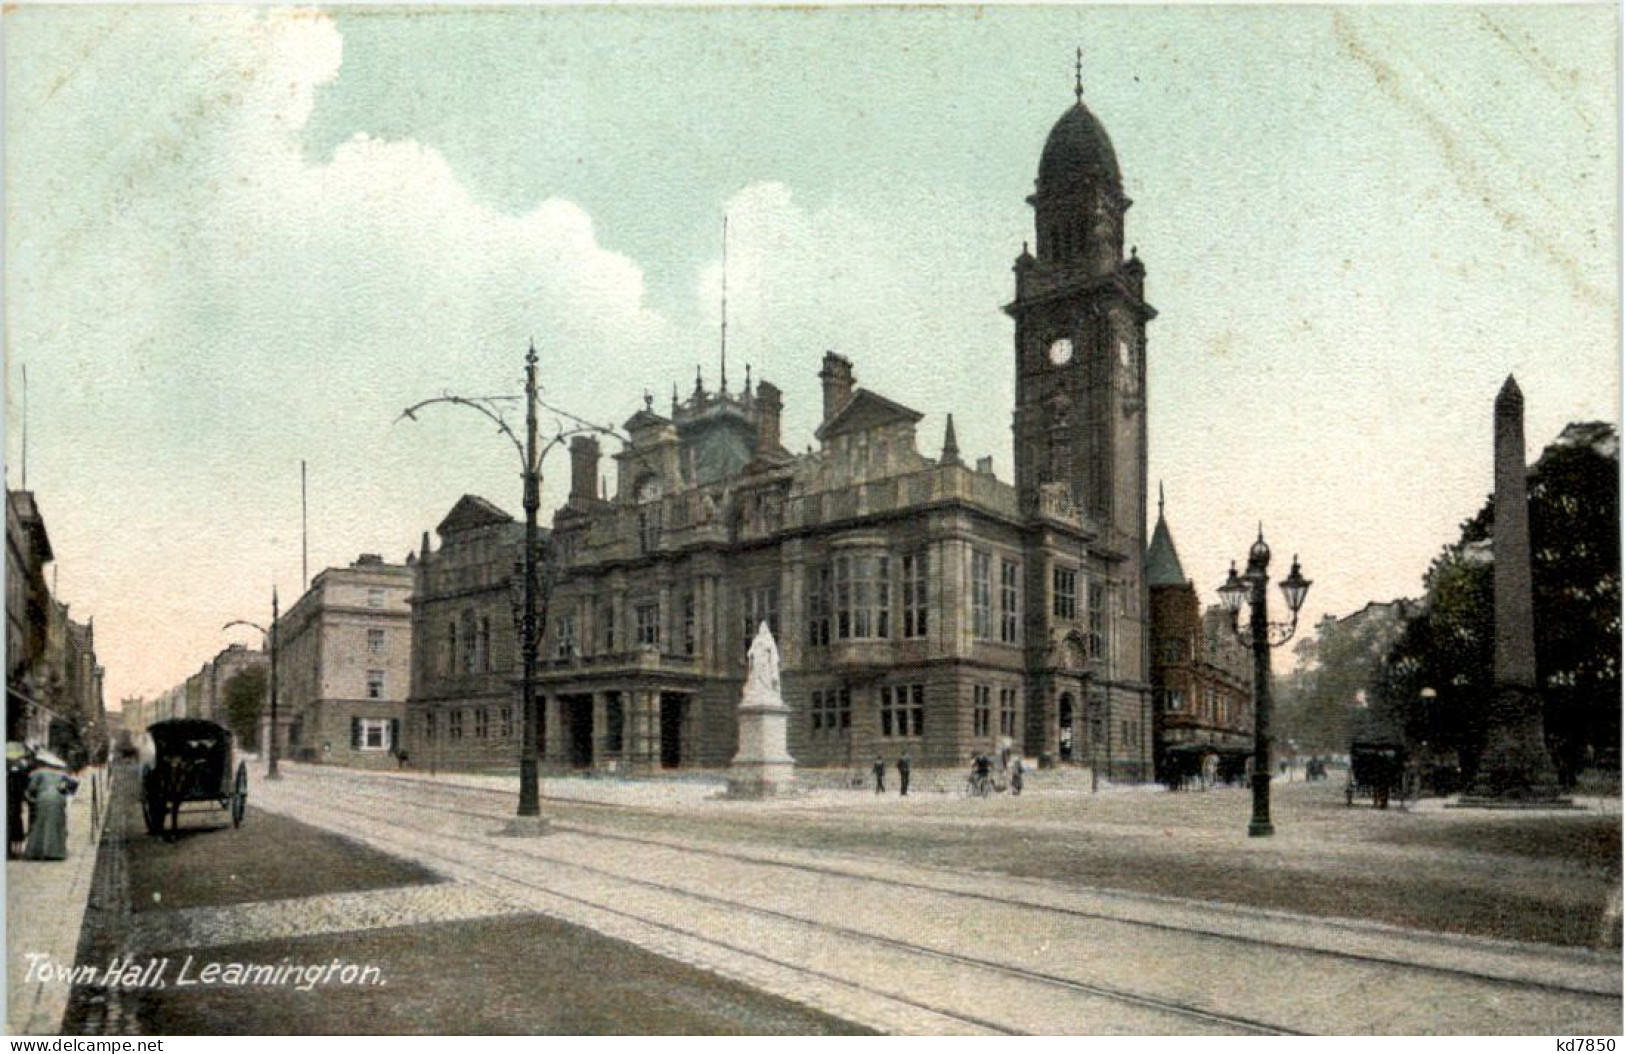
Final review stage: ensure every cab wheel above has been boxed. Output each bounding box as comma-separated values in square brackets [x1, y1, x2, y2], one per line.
[141, 789, 163, 836]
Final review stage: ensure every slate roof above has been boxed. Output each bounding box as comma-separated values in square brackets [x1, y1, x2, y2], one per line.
[436, 494, 515, 536]
[814, 389, 924, 441]
[1145, 504, 1188, 588]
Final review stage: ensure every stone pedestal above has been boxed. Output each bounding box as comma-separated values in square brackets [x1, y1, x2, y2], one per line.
[725, 624, 797, 799]
[726, 699, 796, 798]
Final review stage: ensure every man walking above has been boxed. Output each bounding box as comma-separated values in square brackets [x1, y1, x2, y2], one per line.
[897, 751, 911, 796]
[872, 755, 886, 794]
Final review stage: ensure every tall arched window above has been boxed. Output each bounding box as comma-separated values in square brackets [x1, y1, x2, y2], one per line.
[634, 474, 663, 553]
[460, 610, 477, 673]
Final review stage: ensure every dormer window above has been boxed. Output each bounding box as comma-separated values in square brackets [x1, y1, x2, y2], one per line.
[634, 474, 662, 504]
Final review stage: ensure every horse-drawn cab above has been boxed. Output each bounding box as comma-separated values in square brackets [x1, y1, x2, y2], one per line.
[138, 719, 247, 837]
[1345, 740, 1417, 810]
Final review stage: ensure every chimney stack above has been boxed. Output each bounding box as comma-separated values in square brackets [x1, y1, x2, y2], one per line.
[756, 381, 785, 454]
[819, 352, 855, 423]
[570, 436, 601, 506]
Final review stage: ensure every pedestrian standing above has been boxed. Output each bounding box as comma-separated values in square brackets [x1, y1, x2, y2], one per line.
[8, 754, 32, 858]
[1010, 755, 1025, 796]
[23, 766, 78, 861]
[872, 755, 886, 794]
[897, 751, 911, 796]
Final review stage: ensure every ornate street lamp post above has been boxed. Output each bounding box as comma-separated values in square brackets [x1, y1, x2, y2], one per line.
[401, 342, 614, 833]
[223, 586, 280, 780]
[1218, 528, 1310, 837]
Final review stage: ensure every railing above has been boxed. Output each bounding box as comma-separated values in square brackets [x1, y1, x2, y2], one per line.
[538, 648, 700, 673]
[568, 463, 1028, 565]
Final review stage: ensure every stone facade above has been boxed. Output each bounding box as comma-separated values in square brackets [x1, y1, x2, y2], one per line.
[278, 554, 414, 769]
[1146, 498, 1253, 783]
[6, 490, 55, 746]
[185, 643, 269, 745]
[33, 597, 106, 765]
[405, 91, 1158, 780]
[405, 496, 527, 771]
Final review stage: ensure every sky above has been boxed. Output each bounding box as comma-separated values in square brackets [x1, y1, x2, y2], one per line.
[5, 5, 1618, 707]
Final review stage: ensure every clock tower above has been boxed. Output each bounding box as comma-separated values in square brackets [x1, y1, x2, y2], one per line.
[1007, 74, 1154, 543]
[1009, 64, 1157, 777]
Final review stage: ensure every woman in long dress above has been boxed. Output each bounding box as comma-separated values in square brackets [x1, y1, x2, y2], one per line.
[23, 768, 77, 860]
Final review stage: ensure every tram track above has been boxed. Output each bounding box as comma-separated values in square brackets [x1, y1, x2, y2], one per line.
[303, 766, 1622, 1004]
[264, 774, 1302, 1035]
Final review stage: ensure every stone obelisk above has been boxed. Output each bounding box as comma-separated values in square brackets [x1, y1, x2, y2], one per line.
[725, 622, 797, 798]
[1463, 376, 1565, 804]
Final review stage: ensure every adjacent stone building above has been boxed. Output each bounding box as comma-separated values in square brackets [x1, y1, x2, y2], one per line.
[200, 643, 268, 743]
[6, 490, 55, 746]
[406, 88, 1158, 779]
[278, 554, 414, 767]
[405, 497, 526, 771]
[1146, 495, 1253, 784]
[6, 491, 109, 763]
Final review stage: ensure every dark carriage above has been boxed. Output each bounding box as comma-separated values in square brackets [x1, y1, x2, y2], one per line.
[138, 719, 247, 836]
[1345, 741, 1417, 810]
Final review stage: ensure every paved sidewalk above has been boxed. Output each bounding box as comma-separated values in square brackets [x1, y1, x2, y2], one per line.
[7, 767, 112, 1035]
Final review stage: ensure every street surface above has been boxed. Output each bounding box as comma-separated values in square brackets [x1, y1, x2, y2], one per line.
[25, 759, 1621, 1035]
[220, 763, 1621, 1035]
[57, 764, 867, 1035]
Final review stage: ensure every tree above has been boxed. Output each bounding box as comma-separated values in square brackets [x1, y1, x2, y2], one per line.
[222, 666, 266, 751]
[1382, 544, 1493, 777]
[1276, 602, 1417, 754]
[1386, 423, 1619, 782]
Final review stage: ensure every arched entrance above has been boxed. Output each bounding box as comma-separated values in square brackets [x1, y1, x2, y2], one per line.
[1059, 693, 1075, 761]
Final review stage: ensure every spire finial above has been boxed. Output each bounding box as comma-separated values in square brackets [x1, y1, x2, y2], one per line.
[1158, 481, 1165, 519]
[1074, 46, 1083, 103]
[941, 413, 962, 467]
[719, 213, 729, 393]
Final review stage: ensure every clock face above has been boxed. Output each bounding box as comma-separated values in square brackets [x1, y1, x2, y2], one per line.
[1048, 338, 1074, 367]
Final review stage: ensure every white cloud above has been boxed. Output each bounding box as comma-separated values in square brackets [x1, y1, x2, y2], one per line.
[8, 8, 680, 699]
[695, 181, 1016, 464]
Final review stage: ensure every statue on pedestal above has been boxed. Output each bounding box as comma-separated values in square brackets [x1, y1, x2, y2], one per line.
[725, 622, 797, 799]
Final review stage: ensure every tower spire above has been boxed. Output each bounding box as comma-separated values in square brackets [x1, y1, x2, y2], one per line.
[719, 214, 729, 392]
[941, 413, 963, 467]
[1074, 46, 1083, 104]
[1158, 480, 1165, 520]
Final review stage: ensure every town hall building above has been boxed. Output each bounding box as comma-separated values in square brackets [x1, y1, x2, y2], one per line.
[407, 81, 1157, 779]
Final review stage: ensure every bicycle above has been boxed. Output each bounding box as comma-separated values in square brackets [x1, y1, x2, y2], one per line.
[963, 772, 994, 798]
